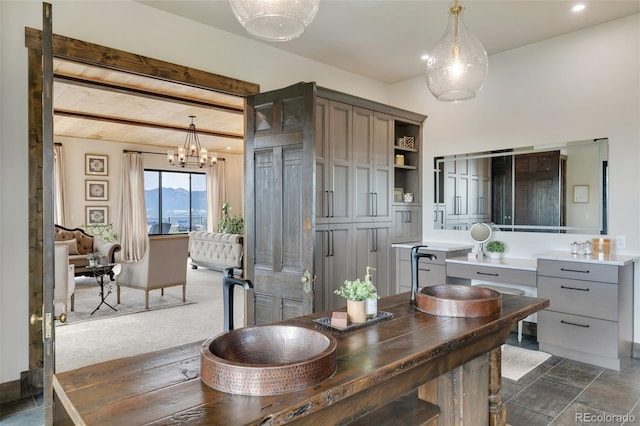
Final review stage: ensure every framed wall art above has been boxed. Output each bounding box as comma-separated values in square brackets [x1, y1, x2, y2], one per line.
[86, 206, 108, 225]
[85, 180, 108, 201]
[85, 154, 108, 176]
[394, 188, 404, 203]
[573, 185, 590, 203]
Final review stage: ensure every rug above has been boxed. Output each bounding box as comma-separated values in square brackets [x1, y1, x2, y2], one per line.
[58, 278, 194, 324]
[501, 344, 551, 381]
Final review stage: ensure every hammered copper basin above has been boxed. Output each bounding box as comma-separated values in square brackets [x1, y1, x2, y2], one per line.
[200, 325, 337, 396]
[415, 285, 502, 318]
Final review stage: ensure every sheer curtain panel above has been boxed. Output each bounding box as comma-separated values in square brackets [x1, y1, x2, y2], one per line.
[206, 160, 226, 232]
[53, 144, 68, 226]
[118, 152, 148, 261]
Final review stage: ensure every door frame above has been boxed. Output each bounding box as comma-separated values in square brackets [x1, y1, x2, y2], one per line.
[24, 21, 259, 420]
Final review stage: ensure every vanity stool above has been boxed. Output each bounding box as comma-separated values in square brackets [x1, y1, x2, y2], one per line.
[477, 284, 526, 342]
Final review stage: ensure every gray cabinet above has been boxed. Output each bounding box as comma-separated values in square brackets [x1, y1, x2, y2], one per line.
[392, 205, 421, 243]
[315, 223, 353, 312]
[394, 245, 471, 294]
[316, 98, 352, 224]
[353, 222, 392, 297]
[353, 108, 393, 222]
[537, 259, 633, 370]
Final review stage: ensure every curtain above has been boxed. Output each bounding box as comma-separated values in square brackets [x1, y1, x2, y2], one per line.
[117, 152, 148, 261]
[206, 160, 226, 232]
[53, 144, 68, 226]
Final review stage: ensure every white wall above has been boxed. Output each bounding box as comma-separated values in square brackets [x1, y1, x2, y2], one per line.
[0, 0, 390, 383]
[1, 0, 639, 383]
[389, 14, 640, 338]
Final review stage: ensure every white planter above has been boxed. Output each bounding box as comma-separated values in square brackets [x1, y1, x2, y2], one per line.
[487, 251, 502, 259]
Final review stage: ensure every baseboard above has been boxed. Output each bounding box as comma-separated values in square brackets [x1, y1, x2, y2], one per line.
[0, 379, 22, 404]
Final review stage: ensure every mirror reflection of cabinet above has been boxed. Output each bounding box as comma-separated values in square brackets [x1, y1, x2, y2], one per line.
[435, 138, 608, 234]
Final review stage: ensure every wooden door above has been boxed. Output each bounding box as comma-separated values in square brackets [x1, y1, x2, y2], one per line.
[245, 82, 316, 324]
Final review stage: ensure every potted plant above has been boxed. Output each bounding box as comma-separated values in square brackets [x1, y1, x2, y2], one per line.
[485, 240, 505, 259]
[87, 251, 102, 266]
[217, 202, 244, 235]
[334, 278, 377, 324]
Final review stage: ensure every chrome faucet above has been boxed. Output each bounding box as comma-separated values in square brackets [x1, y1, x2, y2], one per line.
[411, 245, 436, 302]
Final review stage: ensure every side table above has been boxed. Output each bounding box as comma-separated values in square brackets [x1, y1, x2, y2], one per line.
[86, 263, 119, 315]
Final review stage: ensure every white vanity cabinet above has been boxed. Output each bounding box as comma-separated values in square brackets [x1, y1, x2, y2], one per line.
[536, 252, 636, 371]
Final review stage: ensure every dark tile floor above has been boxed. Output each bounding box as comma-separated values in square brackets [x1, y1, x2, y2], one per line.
[2, 332, 639, 425]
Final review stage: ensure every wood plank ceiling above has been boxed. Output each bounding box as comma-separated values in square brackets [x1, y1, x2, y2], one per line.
[53, 58, 246, 154]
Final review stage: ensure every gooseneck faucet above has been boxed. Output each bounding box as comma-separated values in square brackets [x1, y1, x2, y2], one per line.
[411, 245, 437, 302]
[223, 267, 254, 331]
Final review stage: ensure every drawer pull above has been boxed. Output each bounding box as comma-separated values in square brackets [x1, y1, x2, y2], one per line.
[560, 285, 590, 292]
[476, 271, 499, 277]
[560, 319, 590, 328]
[560, 267, 590, 274]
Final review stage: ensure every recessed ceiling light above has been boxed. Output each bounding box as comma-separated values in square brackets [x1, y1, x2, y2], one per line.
[421, 54, 430, 61]
[226, 146, 231, 150]
[572, 4, 585, 12]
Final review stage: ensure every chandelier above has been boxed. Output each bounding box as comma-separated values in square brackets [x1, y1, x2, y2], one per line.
[425, 0, 488, 102]
[228, 0, 320, 42]
[167, 116, 217, 168]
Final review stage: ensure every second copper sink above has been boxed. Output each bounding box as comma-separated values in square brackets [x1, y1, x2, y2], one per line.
[415, 285, 502, 317]
[201, 325, 337, 396]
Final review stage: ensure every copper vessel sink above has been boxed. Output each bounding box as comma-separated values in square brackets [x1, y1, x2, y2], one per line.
[201, 325, 337, 396]
[415, 285, 502, 318]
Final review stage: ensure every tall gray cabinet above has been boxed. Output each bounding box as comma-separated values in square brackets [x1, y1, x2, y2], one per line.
[313, 88, 425, 312]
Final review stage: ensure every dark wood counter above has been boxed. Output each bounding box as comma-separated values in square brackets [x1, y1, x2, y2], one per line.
[54, 292, 548, 425]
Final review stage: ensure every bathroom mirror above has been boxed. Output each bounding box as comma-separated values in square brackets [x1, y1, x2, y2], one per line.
[434, 138, 608, 234]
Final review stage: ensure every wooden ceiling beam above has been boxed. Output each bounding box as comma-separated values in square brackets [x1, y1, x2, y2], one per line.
[54, 109, 244, 140]
[54, 74, 243, 114]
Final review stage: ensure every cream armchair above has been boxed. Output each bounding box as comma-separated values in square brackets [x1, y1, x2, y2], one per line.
[116, 235, 189, 309]
[54, 244, 76, 316]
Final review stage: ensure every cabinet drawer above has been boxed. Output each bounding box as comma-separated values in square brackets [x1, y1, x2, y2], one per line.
[446, 263, 536, 287]
[398, 261, 446, 289]
[398, 247, 445, 265]
[537, 259, 618, 284]
[538, 276, 617, 321]
[538, 310, 618, 358]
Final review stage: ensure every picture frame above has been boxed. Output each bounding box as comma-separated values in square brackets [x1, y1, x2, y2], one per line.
[573, 185, 590, 203]
[86, 206, 108, 225]
[85, 180, 108, 201]
[394, 187, 404, 203]
[85, 154, 108, 176]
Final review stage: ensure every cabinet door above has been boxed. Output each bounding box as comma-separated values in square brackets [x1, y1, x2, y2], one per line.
[328, 101, 352, 223]
[372, 112, 393, 221]
[325, 224, 353, 311]
[352, 222, 391, 297]
[392, 205, 422, 243]
[316, 98, 330, 224]
[353, 107, 374, 221]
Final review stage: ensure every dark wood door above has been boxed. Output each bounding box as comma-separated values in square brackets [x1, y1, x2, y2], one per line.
[245, 82, 316, 324]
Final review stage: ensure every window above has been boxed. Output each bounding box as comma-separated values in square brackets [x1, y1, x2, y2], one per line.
[144, 170, 207, 235]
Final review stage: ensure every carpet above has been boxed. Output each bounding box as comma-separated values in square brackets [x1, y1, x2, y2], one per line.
[501, 344, 551, 381]
[59, 277, 194, 324]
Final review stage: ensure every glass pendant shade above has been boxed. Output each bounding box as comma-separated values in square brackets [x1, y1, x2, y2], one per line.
[229, 0, 320, 42]
[426, 3, 488, 102]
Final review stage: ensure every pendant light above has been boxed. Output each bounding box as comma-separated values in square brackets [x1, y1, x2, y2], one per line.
[425, 0, 488, 102]
[167, 116, 217, 168]
[229, 0, 320, 42]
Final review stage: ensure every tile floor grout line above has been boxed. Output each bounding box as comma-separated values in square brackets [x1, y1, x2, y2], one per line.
[544, 368, 606, 425]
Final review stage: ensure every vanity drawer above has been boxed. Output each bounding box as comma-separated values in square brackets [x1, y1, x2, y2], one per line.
[538, 310, 618, 358]
[398, 248, 445, 265]
[398, 262, 446, 291]
[537, 259, 618, 284]
[446, 263, 536, 287]
[538, 276, 617, 321]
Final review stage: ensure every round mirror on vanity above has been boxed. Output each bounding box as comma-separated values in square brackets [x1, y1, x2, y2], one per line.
[470, 222, 492, 258]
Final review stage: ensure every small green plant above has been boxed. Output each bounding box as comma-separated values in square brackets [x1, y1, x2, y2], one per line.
[334, 279, 377, 302]
[217, 202, 244, 234]
[86, 252, 101, 261]
[486, 240, 505, 253]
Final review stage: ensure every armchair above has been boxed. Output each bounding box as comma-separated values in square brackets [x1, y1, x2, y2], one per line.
[54, 244, 76, 316]
[116, 235, 189, 309]
[54, 224, 121, 279]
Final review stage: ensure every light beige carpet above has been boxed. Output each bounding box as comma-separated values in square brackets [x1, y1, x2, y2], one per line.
[55, 264, 247, 372]
[501, 344, 551, 381]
